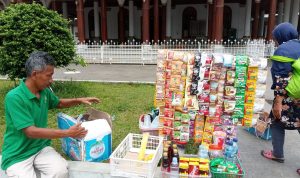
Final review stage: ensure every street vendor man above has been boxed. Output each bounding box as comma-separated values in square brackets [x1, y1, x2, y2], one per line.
[1, 51, 100, 178]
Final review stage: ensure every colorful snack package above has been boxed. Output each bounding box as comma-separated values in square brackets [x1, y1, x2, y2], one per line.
[213, 53, 224, 64]
[246, 80, 257, 92]
[217, 93, 224, 105]
[235, 94, 245, 106]
[165, 98, 172, 108]
[181, 123, 190, 133]
[210, 71, 221, 81]
[194, 130, 203, 143]
[245, 91, 255, 104]
[236, 87, 246, 95]
[198, 91, 210, 103]
[199, 103, 209, 116]
[210, 81, 219, 92]
[242, 117, 252, 127]
[181, 63, 187, 77]
[170, 75, 181, 91]
[173, 130, 181, 140]
[218, 80, 225, 93]
[204, 67, 210, 80]
[244, 104, 254, 116]
[163, 118, 173, 127]
[202, 80, 210, 91]
[180, 132, 190, 142]
[223, 54, 234, 67]
[187, 65, 194, 79]
[247, 67, 259, 80]
[174, 111, 182, 121]
[167, 51, 174, 60]
[224, 86, 236, 99]
[173, 51, 185, 61]
[220, 68, 227, 80]
[209, 92, 217, 104]
[189, 110, 197, 120]
[224, 99, 236, 113]
[164, 108, 175, 118]
[166, 60, 172, 70]
[215, 104, 223, 118]
[171, 60, 183, 75]
[209, 104, 216, 116]
[165, 70, 171, 80]
[184, 95, 199, 110]
[181, 113, 191, 123]
[232, 105, 244, 119]
[235, 55, 248, 66]
[155, 84, 165, 99]
[202, 132, 213, 145]
[226, 70, 235, 84]
[187, 53, 195, 65]
[172, 92, 184, 107]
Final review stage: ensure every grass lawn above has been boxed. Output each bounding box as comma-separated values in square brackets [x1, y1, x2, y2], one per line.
[0, 80, 155, 157]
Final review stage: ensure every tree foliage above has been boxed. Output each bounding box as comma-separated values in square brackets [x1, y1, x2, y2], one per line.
[0, 3, 77, 80]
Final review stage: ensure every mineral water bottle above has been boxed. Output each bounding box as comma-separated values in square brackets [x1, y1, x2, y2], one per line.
[224, 141, 234, 163]
[170, 157, 179, 178]
[198, 144, 209, 159]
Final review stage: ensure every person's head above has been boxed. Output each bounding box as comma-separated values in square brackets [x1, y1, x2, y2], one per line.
[272, 22, 298, 46]
[25, 51, 55, 90]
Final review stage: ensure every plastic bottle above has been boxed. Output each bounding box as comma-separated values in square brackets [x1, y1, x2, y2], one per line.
[170, 157, 179, 178]
[224, 141, 234, 163]
[198, 144, 209, 159]
[173, 149, 180, 163]
[162, 152, 170, 172]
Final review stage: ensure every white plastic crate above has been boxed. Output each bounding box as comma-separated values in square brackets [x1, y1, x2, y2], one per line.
[110, 133, 164, 178]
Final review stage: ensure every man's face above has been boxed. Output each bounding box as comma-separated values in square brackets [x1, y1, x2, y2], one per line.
[32, 65, 54, 90]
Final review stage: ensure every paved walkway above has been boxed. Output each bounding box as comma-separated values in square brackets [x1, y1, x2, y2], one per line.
[1, 64, 300, 177]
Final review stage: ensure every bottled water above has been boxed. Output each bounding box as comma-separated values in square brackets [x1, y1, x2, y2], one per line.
[224, 141, 235, 163]
[170, 157, 179, 178]
[198, 144, 209, 159]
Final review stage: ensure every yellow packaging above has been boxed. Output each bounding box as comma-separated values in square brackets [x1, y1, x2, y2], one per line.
[245, 91, 255, 104]
[180, 157, 190, 163]
[246, 80, 257, 92]
[247, 67, 259, 80]
[244, 104, 254, 116]
[189, 158, 200, 162]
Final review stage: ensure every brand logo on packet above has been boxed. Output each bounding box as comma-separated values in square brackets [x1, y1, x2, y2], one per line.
[90, 141, 105, 159]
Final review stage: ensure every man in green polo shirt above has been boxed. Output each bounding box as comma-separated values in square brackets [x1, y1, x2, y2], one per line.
[1, 51, 100, 178]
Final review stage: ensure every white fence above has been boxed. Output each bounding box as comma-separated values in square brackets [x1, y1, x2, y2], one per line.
[76, 39, 275, 64]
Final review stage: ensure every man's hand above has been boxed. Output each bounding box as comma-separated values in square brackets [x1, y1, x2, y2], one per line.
[77, 97, 100, 105]
[273, 96, 284, 120]
[67, 123, 88, 139]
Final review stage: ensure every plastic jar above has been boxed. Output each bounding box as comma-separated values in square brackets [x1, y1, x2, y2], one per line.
[208, 144, 223, 159]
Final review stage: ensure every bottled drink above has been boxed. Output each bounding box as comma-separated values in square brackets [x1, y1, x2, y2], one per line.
[224, 141, 234, 163]
[198, 144, 209, 159]
[173, 149, 180, 163]
[170, 157, 179, 178]
[162, 152, 170, 172]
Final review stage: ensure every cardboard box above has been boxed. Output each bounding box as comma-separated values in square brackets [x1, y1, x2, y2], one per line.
[57, 108, 112, 162]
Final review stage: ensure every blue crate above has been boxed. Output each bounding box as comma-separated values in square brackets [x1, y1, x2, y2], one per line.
[244, 127, 272, 140]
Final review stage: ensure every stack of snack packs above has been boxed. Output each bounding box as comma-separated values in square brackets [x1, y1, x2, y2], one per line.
[155, 50, 167, 107]
[243, 57, 268, 126]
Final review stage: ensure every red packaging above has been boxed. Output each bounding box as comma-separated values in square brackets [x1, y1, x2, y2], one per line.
[188, 162, 200, 176]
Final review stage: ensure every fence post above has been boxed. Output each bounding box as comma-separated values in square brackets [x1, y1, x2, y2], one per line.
[101, 45, 104, 63]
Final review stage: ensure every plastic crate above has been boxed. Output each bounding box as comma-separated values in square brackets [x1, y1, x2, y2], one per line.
[110, 133, 164, 178]
[210, 157, 245, 178]
[244, 127, 272, 140]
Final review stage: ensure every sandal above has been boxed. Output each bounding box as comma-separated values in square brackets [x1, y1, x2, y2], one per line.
[297, 168, 300, 175]
[261, 150, 285, 163]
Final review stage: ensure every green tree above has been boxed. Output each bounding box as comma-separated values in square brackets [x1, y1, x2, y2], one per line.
[0, 3, 78, 80]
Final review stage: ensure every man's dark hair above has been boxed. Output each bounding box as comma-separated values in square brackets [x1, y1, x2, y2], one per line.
[25, 51, 55, 77]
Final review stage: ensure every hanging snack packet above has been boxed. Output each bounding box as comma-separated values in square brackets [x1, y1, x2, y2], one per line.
[235, 55, 248, 66]
[223, 54, 234, 67]
[256, 84, 267, 98]
[173, 51, 185, 61]
[174, 111, 182, 121]
[173, 130, 181, 140]
[254, 98, 265, 113]
[246, 80, 257, 92]
[198, 91, 210, 103]
[167, 51, 174, 60]
[218, 80, 225, 93]
[224, 99, 236, 113]
[224, 86, 236, 99]
[172, 92, 184, 107]
[210, 71, 221, 81]
[232, 105, 244, 119]
[245, 91, 255, 104]
[244, 104, 254, 116]
[187, 53, 195, 65]
[258, 70, 268, 84]
[234, 66, 247, 87]
[235, 94, 245, 106]
[199, 103, 209, 116]
[181, 113, 191, 123]
[171, 60, 183, 75]
[247, 67, 259, 80]
[210, 81, 219, 93]
[155, 84, 165, 99]
[226, 70, 235, 85]
[170, 75, 181, 91]
[236, 87, 246, 95]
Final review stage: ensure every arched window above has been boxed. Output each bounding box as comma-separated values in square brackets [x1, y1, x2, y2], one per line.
[223, 5, 234, 40]
[182, 7, 197, 39]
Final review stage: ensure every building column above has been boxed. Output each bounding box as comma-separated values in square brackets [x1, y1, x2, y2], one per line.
[213, 0, 224, 41]
[94, 1, 100, 40]
[142, 0, 150, 43]
[154, 0, 159, 43]
[277, 0, 284, 24]
[207, 1, 214, 40]
[284, 0, 291, 22]
[100, 0, 108, 43]
[166, 0, 171, 39]
[266, 0, 277, 41]
[160, 3, 167, 40]
[52, 0, 58, 11]
[259, 10, 265, 37]
[252, 0, 260, 39]
[291, 0, 300, 27]
[118, 0, 125, 43]
[76, 0, 85, 43]
[129, 0, 134, 38]
[244, 0, 252, 37]
[62, 2, 68, 19]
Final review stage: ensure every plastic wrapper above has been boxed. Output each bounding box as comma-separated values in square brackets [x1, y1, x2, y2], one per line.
[226, 70, 235, 84]
[253, 98, 265, 113]
[199, 103, 209, 116]
[184, 95, 199, 110]
[172, 92, 184, 107]
[163, 118, 173, 127]
[201, 53, 212, 66]
[259, 57, 268, 69]
[187, 53, 195, 65]
[223, 54, 234, 67]
[236, 87, 246, 95]
[235, 55, 248, 66]
[157, 49, 167, 59]
[224, 86, 236, 99]
[247, 67, 259, 80]
[256, 84, 267, 98]
[164, 108, 175, 118]
[218, 80, 225, 93]
[167, 51, 174, 60]
[210, 81, 219, 92]
[198, 91, 210, 103]
[245, 91, 255, 104]
[235, 94, 245, 106]
[174, 111, 182, 121]
[173, 51, 185, 61]
[155, 84, 165, 99]
[232, 105, 244, 119]
[187, 65, 194, 79]
[258, 70, 268, 84]
[244, 104, 254, 116]
[246, 80, 257, 92]
[210, 70, 221, 80]
[224, 99, 236, 113]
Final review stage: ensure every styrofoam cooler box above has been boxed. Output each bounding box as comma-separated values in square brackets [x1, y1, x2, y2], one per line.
[57, 109, 112, 162]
